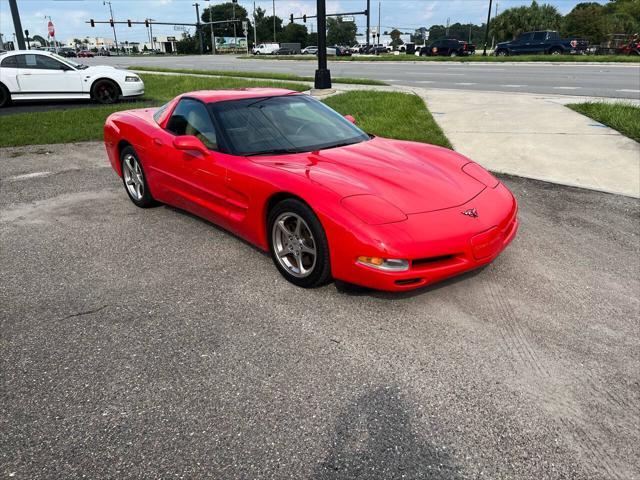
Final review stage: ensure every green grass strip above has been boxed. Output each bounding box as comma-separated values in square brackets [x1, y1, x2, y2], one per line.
[323, 90, 452, 149]
[568, 102, 640, 143]
[129, 65, 387, 86]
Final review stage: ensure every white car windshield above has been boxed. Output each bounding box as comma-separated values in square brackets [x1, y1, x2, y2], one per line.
[50, 53, 88, 69]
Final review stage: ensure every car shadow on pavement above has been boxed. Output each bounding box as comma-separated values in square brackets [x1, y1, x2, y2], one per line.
[313, 386, 460, 479]
[0, 97, 153, 116]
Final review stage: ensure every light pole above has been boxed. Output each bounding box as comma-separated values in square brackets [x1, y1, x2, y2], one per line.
[8, 0, 26, 50]
[482, 0, 493, 56]
[272, 0, 276, 42]
[193, 2, 204, 54]
[232, 0, 237, 51]
[314, 0, 331, 89]
[205, 0, 215, 54]
[103, 1, 119, 55]
[366, 0, 370, 46]
[253, 0, 257, 50]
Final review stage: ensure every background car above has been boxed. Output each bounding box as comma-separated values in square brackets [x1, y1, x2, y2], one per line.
[104, 88, 518, 291]
[495, 30, 588, 56]
[272, 47, 293, 55]
[0, 50, 144, 108]
[301, 46, 318, 55]
[420, 39, 475, 57]
[77, 50, 94, 58]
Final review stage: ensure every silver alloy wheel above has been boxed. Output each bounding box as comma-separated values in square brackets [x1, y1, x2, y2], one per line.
[272, 212, 317, 278]
[122, 154, 144, 200]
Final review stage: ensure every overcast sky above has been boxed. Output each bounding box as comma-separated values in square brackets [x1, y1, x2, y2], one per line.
[1, 0, 606, 44]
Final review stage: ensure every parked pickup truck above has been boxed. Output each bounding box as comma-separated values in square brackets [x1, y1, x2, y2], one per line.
[495, 30, 588, 56]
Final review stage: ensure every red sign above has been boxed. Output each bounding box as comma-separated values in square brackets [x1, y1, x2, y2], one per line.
[48, 21, 55, 37]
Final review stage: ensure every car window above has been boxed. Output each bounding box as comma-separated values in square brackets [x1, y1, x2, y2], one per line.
[533, 32, 546, 41]
[35, 55, 68, 70]
[518, 33, 534, 42]
[1, 55, 18, 68]
[166, 98, 218, 151]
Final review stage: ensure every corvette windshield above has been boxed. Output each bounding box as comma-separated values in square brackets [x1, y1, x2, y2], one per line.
[209, 94, 370, 156]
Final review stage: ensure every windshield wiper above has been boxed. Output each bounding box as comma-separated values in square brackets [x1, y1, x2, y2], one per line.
[244, 148, 299, 157]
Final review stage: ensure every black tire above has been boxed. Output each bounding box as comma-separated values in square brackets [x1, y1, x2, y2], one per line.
[450, 51, 458, 57]
[268, 198, 332, 288]
[0, 83, 10, 108]
[92, 79, 120, 104]
[120, 146, 156, 208]
[496, 49, 508, 57]
[549, 48, 563, 55]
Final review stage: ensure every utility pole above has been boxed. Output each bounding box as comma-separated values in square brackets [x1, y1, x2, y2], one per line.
[205, 0, 215, 54]
[149, 20, 155, 51]
[482, 0, 493, 56]
[232, 0, 237, 51]
[253, 1, 257, 49]
[272, 0, 276, 42]
[366, 0, 370, 46]
[103, 1, 119, 55]
[314, 0, 331, 89]
[377, 1, 381, 44]
[0, 33, 4, 50]
[8, 0, 26, 50]
[445, 17, 450, 37]
[193, 3, 204, 54]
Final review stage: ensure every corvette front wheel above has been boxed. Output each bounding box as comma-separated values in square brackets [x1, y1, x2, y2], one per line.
[268, 199, 331, 288]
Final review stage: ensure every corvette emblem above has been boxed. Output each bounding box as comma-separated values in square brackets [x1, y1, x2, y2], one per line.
[462, 208, 478, 218]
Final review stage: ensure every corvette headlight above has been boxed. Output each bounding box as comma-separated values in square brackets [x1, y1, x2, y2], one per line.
[357, 257, 409, 271]
[125, 75, 141, 82]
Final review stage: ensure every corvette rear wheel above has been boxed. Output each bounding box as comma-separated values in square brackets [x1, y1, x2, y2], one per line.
[268, 199, 331, 288]
[120, 146, 155, 208]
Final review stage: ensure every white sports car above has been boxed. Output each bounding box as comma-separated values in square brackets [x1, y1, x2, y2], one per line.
[0, 50, 144, 108]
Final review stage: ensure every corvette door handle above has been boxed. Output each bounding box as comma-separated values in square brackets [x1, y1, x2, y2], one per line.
[153, 138, 163, 146]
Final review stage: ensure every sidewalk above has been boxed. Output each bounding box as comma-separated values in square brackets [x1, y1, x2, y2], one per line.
[412, 88, 640, 197]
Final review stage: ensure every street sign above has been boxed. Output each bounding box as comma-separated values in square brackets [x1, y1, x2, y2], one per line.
[47, 21, 55, 37]
[174, 25, 187, 32]
[167, 36, 176, 41]
[242, 20, 248, 31]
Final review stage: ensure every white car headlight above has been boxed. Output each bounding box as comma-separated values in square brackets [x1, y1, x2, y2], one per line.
[125, 75, 141, 82]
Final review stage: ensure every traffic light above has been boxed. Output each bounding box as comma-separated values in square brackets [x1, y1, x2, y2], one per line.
[110, 18, 114, 27]
[145, 19, 149, 27]
[290, 14, 294, 23]
[127, 19, 132, 27]
[90, 19, 95, 27]
[303, 15, 307, 23]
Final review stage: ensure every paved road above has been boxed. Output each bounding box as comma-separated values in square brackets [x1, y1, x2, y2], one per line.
[82, 55, 640, 99]
[1, 142, 639, 479]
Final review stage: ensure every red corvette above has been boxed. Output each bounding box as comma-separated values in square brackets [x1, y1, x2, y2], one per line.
[104, 88, 518, 291]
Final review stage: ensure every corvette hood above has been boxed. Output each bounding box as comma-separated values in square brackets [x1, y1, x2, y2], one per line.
[253, 137, 485, 214]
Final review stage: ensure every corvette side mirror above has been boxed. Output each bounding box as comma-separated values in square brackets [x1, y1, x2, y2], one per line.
[344, 114, 356, 124]
[173, 135, 208, 155]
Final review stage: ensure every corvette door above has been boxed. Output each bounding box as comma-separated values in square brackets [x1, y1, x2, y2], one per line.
[160, 98, 228, 225]
[16, 54, 82, 93]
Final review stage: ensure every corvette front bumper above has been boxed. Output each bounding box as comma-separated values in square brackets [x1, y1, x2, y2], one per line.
[329, 182, 518, 291]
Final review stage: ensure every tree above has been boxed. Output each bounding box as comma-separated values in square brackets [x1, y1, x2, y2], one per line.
[490, 1, 563, 42]
[254, 7, 283, 44]
[201, 2, 250, 38]
[389, 28, 404, 47]
[176, 32, 199, 54]
[278, 23, 308, 46]
[32, 34, 47, 47]
[562, 3, 607, 44]
[327, 16, 357, 45]
[306, 31, 318, 46]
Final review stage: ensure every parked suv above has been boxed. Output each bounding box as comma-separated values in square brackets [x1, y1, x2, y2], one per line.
[419, 39, 475, 57]
[495, 30, 588, 56]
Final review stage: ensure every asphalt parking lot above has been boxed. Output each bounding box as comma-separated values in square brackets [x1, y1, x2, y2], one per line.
[1, 142, 639, 479]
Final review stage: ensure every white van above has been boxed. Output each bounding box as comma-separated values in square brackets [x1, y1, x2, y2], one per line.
[253, 43, 280, 55]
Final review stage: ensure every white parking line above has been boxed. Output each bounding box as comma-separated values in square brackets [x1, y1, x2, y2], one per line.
[454, 82, 477, 86]
[6, 171, 52, 182]
[414, 80, 435, 84]
[501, 84, 527, 88]
[616, 89, 640, 93]
[553, 86, 580, 90]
